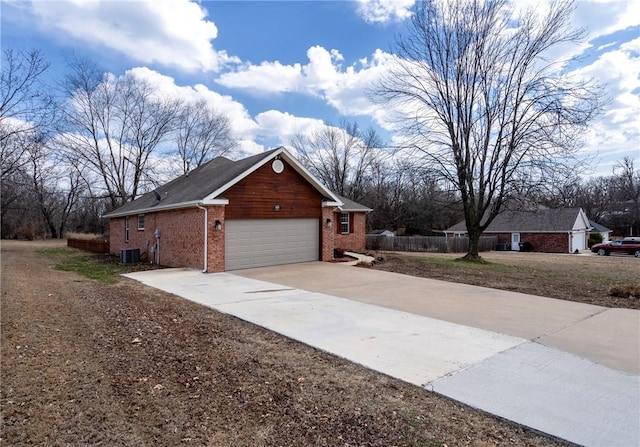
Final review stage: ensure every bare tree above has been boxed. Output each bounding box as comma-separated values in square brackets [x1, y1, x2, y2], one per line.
[1, 168, 28, 236]
[609, 157, 640, 235]
[290, 120, 384, 201]
[613, 157, 640, 203]
[364, 157, 461, 234]
[576, 177, 616, 221]
[1, 49, 54, 178]
[375, 0, 602, 259]
[57, 57, 181, 209]
[174, 99, 236, 174]
[19, 141, 83, 239]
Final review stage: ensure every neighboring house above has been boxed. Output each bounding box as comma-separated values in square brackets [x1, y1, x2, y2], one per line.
[589, 220, 612, 243]
[443, 208, 590, 253]
[103, 147, 371, 272]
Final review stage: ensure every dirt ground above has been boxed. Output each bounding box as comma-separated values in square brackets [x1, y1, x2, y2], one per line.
[371, 250, 640, 309]
[0, 240, 566, 446]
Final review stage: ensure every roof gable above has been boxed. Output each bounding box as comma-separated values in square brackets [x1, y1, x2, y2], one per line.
[103, 147, 342, 218]
[201, 147, 339, 205]
[572, 208, 590, 231]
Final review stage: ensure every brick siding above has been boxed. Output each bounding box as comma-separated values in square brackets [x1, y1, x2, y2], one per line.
[334, 211, 367, 252]
[493, 232, 570, 253]
[321, 207, 335, 261]
[110, 208, 204, 269]
[205, 206, 225, 273]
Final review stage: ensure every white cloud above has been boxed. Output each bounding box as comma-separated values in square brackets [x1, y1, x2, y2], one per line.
[356, 0, 415, 24]
[125, 67, 262, 154]
[216, 46, 349, 96]
[566, 36, 640, 174]
[125, 68, 341, 156]
[11, 0, 237, 72]
[573, 0, 640, 41]
[216, 46, 399, 129]
[254, 110, 326, 141]
[216, 60, 304, 95]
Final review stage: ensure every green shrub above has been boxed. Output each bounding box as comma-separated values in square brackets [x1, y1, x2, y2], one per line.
[588, 232, 603, 247]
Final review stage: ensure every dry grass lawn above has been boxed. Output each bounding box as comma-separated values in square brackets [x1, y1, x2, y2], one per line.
[370, 250, 640, 309]
[1, 240, 566, 446]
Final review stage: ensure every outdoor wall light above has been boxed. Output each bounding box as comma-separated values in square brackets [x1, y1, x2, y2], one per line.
[215, 219, 222, 231]
[273, 204, 281, 211]
[326, 218, 332, 228]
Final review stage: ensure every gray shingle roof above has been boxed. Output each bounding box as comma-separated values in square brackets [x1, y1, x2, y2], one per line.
[445, 208, 586, 233]
[104, 148, 282, 217]
[589, 220, 612, 233]
[336, 195, 373, 212]
[103, 148, 371, 218]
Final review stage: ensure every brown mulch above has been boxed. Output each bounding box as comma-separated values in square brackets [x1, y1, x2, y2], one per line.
[1, 240, 565, 446]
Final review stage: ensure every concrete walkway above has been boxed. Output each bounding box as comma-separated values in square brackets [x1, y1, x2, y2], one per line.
[125, 263, 640, 447]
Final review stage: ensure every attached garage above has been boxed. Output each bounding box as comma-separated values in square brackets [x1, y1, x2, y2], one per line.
[104, 147, 371, 272]
[225, 218, 319, 270]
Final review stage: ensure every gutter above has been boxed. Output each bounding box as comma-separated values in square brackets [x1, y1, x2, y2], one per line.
[196, 203, 208, 273]
[103, 198, 229, 219]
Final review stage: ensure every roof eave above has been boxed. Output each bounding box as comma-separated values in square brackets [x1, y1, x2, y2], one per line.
[338, 206, 373, 212]
[103, 199, 229, 218]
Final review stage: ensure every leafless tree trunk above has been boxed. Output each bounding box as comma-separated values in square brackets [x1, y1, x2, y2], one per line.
[174, 99, 236, 175]
[25, 144, 84, 239]
[374, 0, 602, 260]
[290, 119, 384, 201]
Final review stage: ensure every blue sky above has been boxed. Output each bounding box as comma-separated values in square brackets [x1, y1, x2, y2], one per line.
[2, 0, 639, 177]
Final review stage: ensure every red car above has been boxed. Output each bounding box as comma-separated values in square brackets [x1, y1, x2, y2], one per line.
[591, 238, 640, 257]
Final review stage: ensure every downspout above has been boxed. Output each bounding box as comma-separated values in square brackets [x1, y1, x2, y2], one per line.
[196, 203, 208, 273]
[569, 231, 573, 253]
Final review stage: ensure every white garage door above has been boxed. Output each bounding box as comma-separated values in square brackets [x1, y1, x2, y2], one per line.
[225, 218, 319, 270]
[570, 231, 586, 252]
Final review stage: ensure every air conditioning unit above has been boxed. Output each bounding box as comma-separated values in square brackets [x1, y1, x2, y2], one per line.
[120, 248, 140, 264]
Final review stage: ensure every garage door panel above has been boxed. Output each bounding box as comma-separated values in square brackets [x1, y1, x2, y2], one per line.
[225, 218, 319, 270]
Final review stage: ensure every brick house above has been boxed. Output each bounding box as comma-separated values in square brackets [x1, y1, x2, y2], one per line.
[443, 208, 590, 253]
[103, 147, 371, 272]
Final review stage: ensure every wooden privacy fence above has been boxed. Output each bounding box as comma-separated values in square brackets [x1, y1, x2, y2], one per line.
[366, 235, 498, 253]
[67, 237, 110, 254]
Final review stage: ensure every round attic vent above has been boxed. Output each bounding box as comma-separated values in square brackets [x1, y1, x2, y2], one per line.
[272, 159, 284, 174]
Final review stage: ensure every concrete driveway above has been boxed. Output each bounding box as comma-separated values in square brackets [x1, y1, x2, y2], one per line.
[236, 262, 640, 374]
[126, 262, 640, 447]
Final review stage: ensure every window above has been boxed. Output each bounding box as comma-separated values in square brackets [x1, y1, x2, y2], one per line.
[125, 216, 130, 242]
[341, 212, 350, 234]
[137, 214, 145, 230]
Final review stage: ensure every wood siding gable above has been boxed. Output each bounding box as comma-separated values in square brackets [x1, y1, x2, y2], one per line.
[224, 159, 325, 219]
